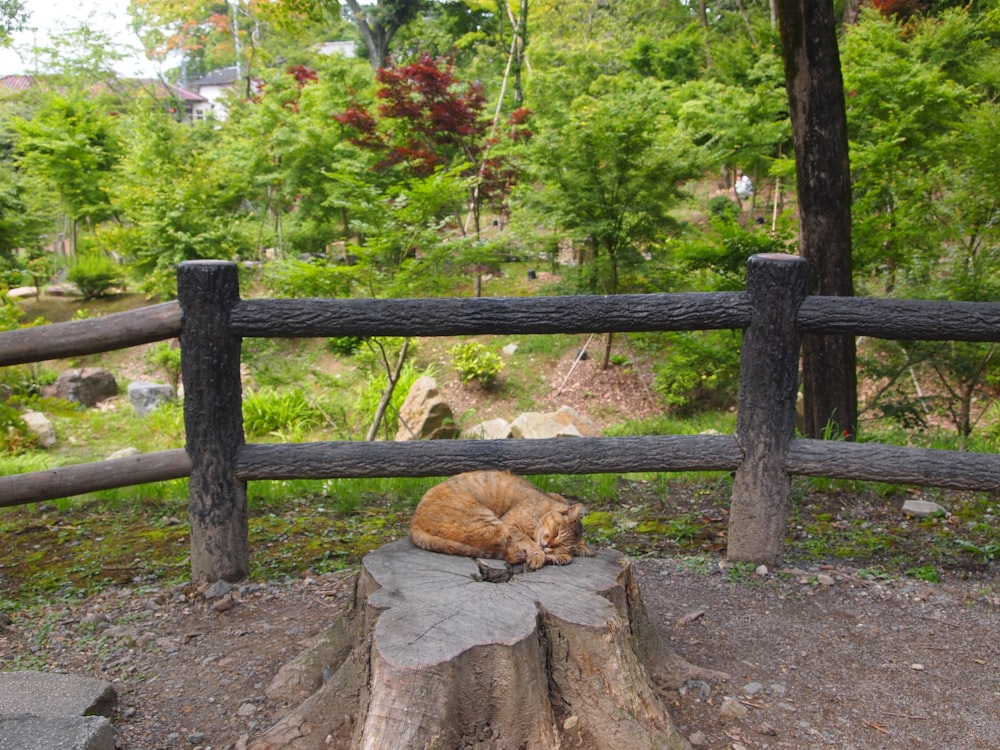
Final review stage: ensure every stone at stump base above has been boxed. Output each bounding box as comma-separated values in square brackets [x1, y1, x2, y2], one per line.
[252, 539, 704, 750]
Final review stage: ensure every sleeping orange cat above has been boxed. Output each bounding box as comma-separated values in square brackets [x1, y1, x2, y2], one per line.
[409, 470, 594, 569]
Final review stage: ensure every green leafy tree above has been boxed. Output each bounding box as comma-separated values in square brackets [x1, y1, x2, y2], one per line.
[517, 77, 702, 366]
[218, 55, 373, 257]
[844, 8, 1000, 445]
[519, 78, 699, 295]
[12, 91, 121, 252]
[341, 0, 424, 69]
[104, 106, 252, 298]
[0, 0, 26, 42]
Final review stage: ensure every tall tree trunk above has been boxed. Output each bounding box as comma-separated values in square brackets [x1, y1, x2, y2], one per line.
[775, 0, 858, 440]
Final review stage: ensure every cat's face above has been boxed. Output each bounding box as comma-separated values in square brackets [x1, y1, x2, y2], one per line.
[536, 503, 586, 555]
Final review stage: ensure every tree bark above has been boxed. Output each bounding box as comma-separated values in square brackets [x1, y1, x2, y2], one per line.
[251, 540, 716, 750]
[775, 0, 858, 440]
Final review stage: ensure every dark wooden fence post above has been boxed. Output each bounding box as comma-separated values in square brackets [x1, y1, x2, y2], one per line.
[728, 253, 808, 566]
[178, 260, 248, 583]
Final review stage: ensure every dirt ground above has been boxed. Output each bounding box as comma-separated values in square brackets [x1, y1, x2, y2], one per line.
[1, 552, 997, 750]
[3, 309, 998, 749]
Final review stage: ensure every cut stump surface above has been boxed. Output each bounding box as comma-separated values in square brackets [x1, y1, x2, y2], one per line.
[252, 540, 699, 750]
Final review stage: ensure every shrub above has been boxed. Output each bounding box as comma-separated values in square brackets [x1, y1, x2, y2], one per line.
[653, 330, 741, 414]
[448, 341, 504, 388]
[327, 336, 365, 356]
[355, 361, 433, 437]
[263, 258, 356, 299]
[67, 253, 123, 300]
[242, 387, 324, 439]
[0, 401, 36, 453]
[147, 342, 182, 390]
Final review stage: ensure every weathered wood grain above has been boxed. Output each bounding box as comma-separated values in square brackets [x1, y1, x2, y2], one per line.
[729, 254, 806, 566]
[235, 434, 743, 480]
[0, 449, 191, 508]
[228, 292, 751, 338]
[178, 261, 248, 584]
[0, 301, 181, 367]
[250, 540, 698, 750]
[799, 297, 1000, 341]
[786, 439, 1000, 490]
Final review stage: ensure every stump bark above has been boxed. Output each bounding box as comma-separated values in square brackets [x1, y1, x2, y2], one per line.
[252, 540, 707, 750]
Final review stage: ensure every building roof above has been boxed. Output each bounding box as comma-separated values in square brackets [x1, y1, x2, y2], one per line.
[187, 66, 240, 88]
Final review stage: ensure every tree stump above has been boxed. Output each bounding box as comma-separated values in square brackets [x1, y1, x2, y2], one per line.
[252, 540, 709, 750]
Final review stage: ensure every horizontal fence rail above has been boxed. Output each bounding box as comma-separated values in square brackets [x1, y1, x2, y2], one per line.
[0, 301, 182, 367]
[228, 293, 752, 338]
[0, 449, 192, 508]
[235, 435, 745, 480]
[3, 255, 1000, 579]
[798, 296, 1000, 340]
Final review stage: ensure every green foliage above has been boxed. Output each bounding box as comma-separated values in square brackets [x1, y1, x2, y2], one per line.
[263, 258, 358, 299]
[104, 107, 252, 299]
[12, 91, 121, 226]
[327, 336, 365, 356]
[66, 253, 123, 300]
[147, 342, 182, 391]
[517, 76, 702, 295]
[448, 341, 504, 389]
[652, 330, 741, 414]
[0, 400, 35, 453]
[242, 387, 326, 440]
[354, 360, 432, 436]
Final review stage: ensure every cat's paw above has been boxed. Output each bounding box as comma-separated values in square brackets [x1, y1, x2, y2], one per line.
[526, 549, 546, 570]
[546, 552, 573, 566]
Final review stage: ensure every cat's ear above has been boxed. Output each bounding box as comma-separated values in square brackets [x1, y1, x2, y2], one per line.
[562, 503, 584, 523]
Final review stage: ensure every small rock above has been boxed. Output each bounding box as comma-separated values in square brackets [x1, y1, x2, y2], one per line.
[187, 731, 208, 744]
[755, 565, 768, 576]
[237, 702, 257, 717]
[719, 695, 749, 720]
[107, 447, 141, 461]
[911, 663, 926, 671]
[758, 721, 778, 736]
[817, 573, 835, 586]
[81, 612, 111, 629]
[687, 730, 707, 746]
[743, 682, 764, 696]
[902, 499, 946, 518]
[128, 381, 177, 417]
[203, 580, 235, 600]
[682, 679, 712, 700]
[562, 715, 579, 731]
[212, 595, 235, 613]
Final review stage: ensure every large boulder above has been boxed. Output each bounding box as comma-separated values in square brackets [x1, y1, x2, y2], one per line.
[44, 368, 118, 407]
[395, 376, 460, 440]
[510, 405, 602, 439]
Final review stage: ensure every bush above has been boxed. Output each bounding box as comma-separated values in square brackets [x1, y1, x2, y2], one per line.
[0, 401, 36, 453]
[653, 330, 741, 414]
[242, 387, 324, 439]
[67, 253, 123, 300]
[147, 342, 182, 390]
[448, 341, 504, 389]
[263, 258, 356, 298]
[327, 336, 365, 356]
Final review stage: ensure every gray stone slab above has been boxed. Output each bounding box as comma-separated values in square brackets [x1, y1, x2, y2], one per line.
[0, 672, 117, 718]
[0, 714, 114, 750]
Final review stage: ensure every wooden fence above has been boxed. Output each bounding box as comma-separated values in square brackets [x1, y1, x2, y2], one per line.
[2, 254, 1000, 582]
